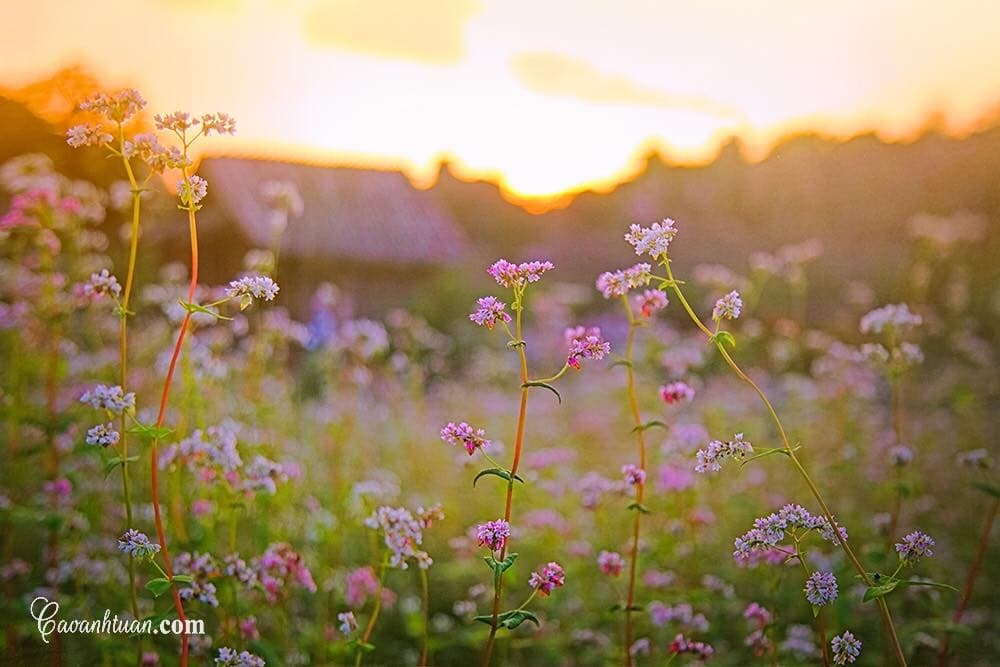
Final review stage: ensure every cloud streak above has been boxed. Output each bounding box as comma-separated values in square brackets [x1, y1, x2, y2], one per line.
[510, 52, 741, 119]
[305, 0, 480, 65]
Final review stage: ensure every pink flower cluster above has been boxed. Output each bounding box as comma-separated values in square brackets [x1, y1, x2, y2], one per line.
[595, 263, 652, 298]
[440, 421, 490, 455]
[487, 259, 554, 289]
[254, 543, 317, 603]
[597, 550, 624, 577]
[621, 464, 646, 486]
[565, 326, 611, 369]
[469, 296, 511, 329]
[476, 519, 511, 552]
[660, 381, 695, 404]
[528, 562, 566, 596]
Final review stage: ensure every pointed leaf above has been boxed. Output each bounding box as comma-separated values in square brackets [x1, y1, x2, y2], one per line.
[971, 482, 1000, 498]
[145, 577, 172, 597]
[472, 468, 524, 487]
[171, 574, 194, 584]
[713, 331, 737, 349]
[632, 420, 667, 434]
[521, 381, 561, 404]
[626, 502, 652, 514]
[104, 455, 140, 479]
[126, 423, 174, 440]
[500, 610, 540, 630]
[863, 578, 901, 602]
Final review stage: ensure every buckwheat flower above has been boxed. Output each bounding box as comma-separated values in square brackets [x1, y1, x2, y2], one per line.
[487, 259, 554, 289]
[634, 289, 668, 316]
[712, 290, 743, 320]
[528, 561, 565, 596]
[781, 625, 820, 659]
[622, 464, 646, 486]
[630, 638, 651, 657]
[830, 630, 862, 664]
[668, 634, 714, 659]
[226, 275, 280, 308]
[117, 529, 160, 560]
[178, 175, 208, 207]
[80, 269, 122, 300]
[66, 124, 113, 148]
[154, 111, 198, 133]
[660, 381, 694, 404]
[469, 296, 511, 329]
[86, 423, 120, 448]
[889, 445, 913, 467]
[625, 219, 678, 258]
[745, 628, 773, 656]
[695, 433, 752, 473]
[566, 326, 610, 369]
[596, 270, 629, 298]
[345, 567, 380, 608]
[743, 602, 772, 626]
[367, 506, 435, 569]
[597, 550, 624, 577]
[200, 112, 237, 136]
[895, 531, 935, 566]
[80, 89, 146, 123]
[440, 421, 490, 455]
[476, 519, 510, 552]
[80, 384, 136, 414]
[804, 571, 839, 606]
[338, 611, 358, 635]
[860, 303, 922, 335]
[215, 647, 265, 667]
[957, 448, 992, 469]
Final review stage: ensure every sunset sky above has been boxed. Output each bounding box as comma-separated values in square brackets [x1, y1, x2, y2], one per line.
[2, 0, 999, 198]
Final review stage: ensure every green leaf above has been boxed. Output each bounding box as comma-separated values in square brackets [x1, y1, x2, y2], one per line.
[498, 553, 518, 573]
[171, 574, 194, 584]
[632, 420, 667, 434]
[506, 340, 526, 349]
[521, 381, 561, 404]
[863, 578, 901, 602]
[473, 614, 496, 626]
[346, 639, 375, 652]
[239, 294, 253, 311]
[898, 579, 959, 593]
[971, 481, 1000, 498]
[812, 604, 821, 618]
[610, 359, 633, 369]
[499, 610, 539, 630]
[712, 331, 737, 349]
[126, 423, 173, 440]
[473, 468, 525, 488]
[178, 299, 233, 321]
[104, 455, 140, 478]
[626, 502, 652, 514]
[145, 577, 172, 597]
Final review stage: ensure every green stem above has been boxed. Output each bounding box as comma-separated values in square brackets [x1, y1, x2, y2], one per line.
[420, 568, 430, 666]
[662, 257, 908, 667]
[355, 554, 389, 667]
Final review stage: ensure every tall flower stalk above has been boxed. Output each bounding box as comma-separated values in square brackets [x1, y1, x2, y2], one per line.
[596, 263, 670, 664]
[621, 218, 909, 666]
[463, 260, 603, 666]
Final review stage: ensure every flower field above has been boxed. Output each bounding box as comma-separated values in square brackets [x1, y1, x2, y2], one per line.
[0, 90, 997, 666]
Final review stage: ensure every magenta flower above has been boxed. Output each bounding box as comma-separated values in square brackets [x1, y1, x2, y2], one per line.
[597, 550, 625, 577]
[487, 259, 554, 289]
[894, 531, 935, 566]
[660, 381, 695, 404]
[440, 421, 490, 455]
[528, 562, 565, 596]
[565, 326, 611, 369]
[476, 519, 511, 552]
[469, 296, 511, 330]
[345, 567, 380, 608]
[622, 464, 646, 486]
[668, 633, 714, 659]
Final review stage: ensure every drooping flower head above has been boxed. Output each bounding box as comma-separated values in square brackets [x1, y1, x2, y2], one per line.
[476, 519, 511, 552]
[440, 421, 490, 455]
[625, 219, 678, 259]
[660, 381, 694, 404]
[528, 562, 565, 596]
[894, 531, 935, 566]
[469, 296, 511, 330]
[804, 571, 839, 606]
[487, 259, 554, 289]
[830, 631, 862, 665]
[713, 290, 743, 320]
[597, 550, 625, 577]
[117, 529, 161, 560]
[565, 326, 611, 369]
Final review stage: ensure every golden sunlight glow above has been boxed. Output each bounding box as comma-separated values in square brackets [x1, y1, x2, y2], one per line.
[1, 0, 999, 199]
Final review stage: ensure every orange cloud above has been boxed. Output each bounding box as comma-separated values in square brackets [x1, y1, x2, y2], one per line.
[510, 51, 741, 119]
[304, 0, 480, 64]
